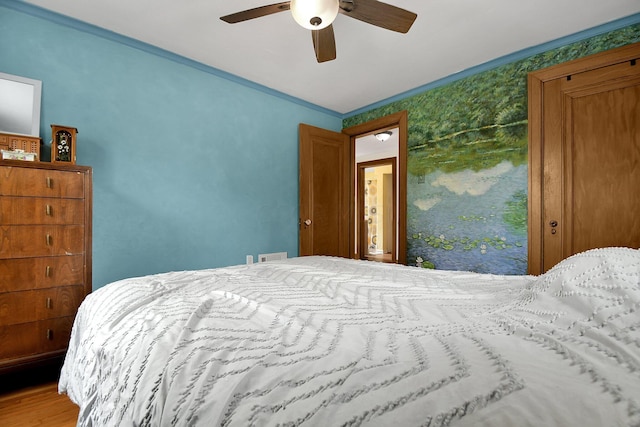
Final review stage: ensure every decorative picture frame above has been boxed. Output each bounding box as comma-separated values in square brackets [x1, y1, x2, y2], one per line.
[51, 124, 78, 164]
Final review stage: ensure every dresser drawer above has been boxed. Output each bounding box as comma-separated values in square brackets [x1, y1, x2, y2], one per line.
[0, 316, 74, 360]
[0, 166, 84, 198]
[0, 255, 84, 292]
[0, 285, 85, 325]
[0, 225, 84, 258]
[0, 197, 85, 225]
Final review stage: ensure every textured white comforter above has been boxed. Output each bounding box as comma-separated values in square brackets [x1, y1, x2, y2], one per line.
[60, 248, 640, 426]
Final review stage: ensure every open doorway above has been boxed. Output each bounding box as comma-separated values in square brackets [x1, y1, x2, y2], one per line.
[299, 111, 407, 263]
[343, 111, 408, 264]
[358, 158, 396, 262]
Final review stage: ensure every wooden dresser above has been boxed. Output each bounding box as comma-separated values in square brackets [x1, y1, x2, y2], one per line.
[0, 160, 92, 373]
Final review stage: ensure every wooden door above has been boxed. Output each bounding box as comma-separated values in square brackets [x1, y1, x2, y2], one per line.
[299, 124, 350, 257]
[528, 42, 640, 274]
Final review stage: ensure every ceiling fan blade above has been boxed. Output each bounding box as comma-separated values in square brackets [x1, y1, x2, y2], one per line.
[339, 0, 416, 33]
[312, 25, 337, 63]
[220, 2, 291, 24]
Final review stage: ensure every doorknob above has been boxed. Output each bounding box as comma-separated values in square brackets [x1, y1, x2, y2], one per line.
[304, 219, 312, 226]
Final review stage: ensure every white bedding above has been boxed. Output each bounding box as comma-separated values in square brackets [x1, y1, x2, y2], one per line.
[59, 247, 640, 426]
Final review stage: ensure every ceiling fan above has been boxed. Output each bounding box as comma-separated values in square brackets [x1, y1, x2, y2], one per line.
[220, 0, 417, 63]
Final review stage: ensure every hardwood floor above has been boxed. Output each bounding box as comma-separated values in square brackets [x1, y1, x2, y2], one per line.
[364, 252, 394, 263]
[0, 364, 78, 427]
[0, 381, 79, 427]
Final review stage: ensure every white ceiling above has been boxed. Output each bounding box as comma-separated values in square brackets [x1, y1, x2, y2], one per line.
[356, 128, 399, 162]
[23, 0, 640, 115]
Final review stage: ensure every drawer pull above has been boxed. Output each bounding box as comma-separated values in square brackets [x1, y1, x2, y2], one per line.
[46, 204, 52, 216]
[46, 297, 52, 309]
[46, 265, 52, 277]
[46, 176, 53, 188]
[46, 329, 53, 340]
[46, 233, 53, 246]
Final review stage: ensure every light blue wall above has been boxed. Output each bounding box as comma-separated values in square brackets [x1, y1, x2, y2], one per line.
[0, 2, 342, 289]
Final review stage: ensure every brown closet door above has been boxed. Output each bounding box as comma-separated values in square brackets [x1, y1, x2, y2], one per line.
[529, 43, 640, 274]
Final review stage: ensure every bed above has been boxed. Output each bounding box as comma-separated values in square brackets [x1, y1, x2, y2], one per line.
[59, 247, 640, 426]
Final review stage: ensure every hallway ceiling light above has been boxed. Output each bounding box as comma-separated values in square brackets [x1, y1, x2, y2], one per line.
[375, 131, 393, 142]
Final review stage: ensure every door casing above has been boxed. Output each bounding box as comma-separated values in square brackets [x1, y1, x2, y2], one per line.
[343, 111, 408, 265]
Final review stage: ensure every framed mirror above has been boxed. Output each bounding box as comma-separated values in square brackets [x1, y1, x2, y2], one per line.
[0, 71, 42, 137]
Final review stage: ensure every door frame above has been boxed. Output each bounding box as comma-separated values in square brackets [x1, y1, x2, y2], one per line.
[357, 157, 397, 262]
[343, 110, 408, 265]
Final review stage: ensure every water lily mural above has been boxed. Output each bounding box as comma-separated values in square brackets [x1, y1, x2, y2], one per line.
[401, 71, 529, 274]
[344, 24, 640, 274]
[409, 161, 527, 274]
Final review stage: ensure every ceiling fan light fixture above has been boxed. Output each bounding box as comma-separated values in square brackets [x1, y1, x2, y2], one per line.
[290, 0, 339, 30]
